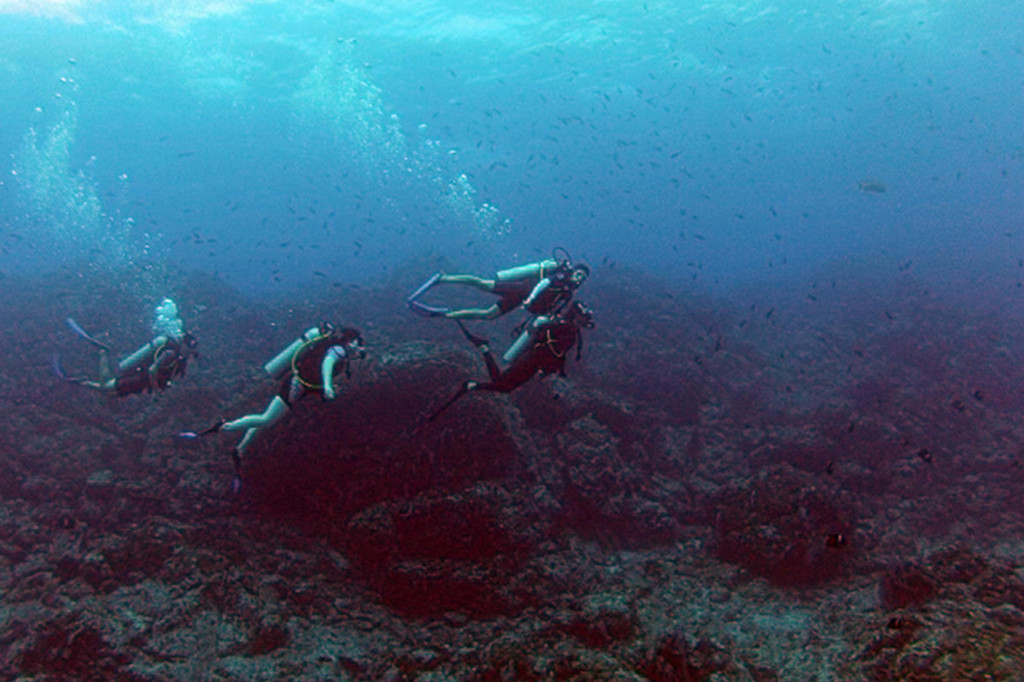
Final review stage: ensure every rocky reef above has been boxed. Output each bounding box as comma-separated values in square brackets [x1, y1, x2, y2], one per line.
[2, 264, 1024, 680]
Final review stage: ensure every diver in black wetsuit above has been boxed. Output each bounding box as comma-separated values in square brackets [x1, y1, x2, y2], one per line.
[182, 323, 365, 492]
[54, 298, 199, 397]
[428, 301, 594, 420]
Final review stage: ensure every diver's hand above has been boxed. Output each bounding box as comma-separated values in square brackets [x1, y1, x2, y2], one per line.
[324, 385, 336, 401]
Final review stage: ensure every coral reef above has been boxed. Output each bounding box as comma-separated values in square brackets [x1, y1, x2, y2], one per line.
[2, 266, 1024, 679]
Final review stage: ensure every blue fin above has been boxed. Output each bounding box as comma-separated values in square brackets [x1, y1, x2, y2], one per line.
[52, 353, 87, 384]
[408, 299, 449, 317]
[51, 352, 67, 379]
[407, 271, 442, 303]
[66, 317, 110, 350]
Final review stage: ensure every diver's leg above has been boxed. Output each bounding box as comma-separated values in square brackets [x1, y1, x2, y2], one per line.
[437, 274, 496, 292]
[98, 349, 113, 382]
[481, 350, 503, 383]
[222, 395, 290, 432]
[75, 378, 114, 392]
[234, 428, 260, 456]
[97, 378, 119, 394]
[445, 304, 502, 320]
[222, 396, 291, 455]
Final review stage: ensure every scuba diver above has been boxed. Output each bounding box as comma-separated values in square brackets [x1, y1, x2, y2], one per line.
[427, 300, 595, 421]
[180, 323, 365, 493]
[408, 247, 589, 321]
[54, 298, 199, 397]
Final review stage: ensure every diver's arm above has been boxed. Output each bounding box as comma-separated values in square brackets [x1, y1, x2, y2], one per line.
[118, 335, 168, 373]
[321, 345, 346, 400]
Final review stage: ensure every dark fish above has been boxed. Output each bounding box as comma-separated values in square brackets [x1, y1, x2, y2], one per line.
[887, 616, 911, 630]
[972, 389, 984, 401]
[825, 460, 835, 475]
[824, 533, 847, 549]
[916, 448, 933, 464]
[177, 151, 195, 159]
[858, 180, 886, 193]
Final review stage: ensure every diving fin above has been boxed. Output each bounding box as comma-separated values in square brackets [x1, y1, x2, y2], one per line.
[426, 381, 475, 422]
[408, 299, 449, 318]
[177, 418, 226, 440]
[456, 321, 490, 348]
[407, 271, 443, 303]
[230, 448, 242, 495]
[51, 353, 88, 385]
[65, 317, 110, 350]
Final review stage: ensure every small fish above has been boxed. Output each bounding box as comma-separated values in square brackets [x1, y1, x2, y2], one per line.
[825, 460, 835, 475]
[916, 448, 933, 464]
[825, 533, 847, 549]
[858, 180, 887, 193]
[972, 389, 984, 402]
[887, 616, 910, 630]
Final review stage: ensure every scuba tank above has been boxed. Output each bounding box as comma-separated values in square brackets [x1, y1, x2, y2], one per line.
[496, 258, 558, 282]
[264, 326, 321, 379]
[503, 317, 545, 364]
[118, 338, 161, 373]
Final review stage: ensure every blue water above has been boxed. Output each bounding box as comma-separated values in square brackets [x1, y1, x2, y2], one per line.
[0, 0, 1021, 298]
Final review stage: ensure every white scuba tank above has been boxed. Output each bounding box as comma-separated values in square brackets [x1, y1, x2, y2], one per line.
[117, 336, 166, 373]
[503, 317, 545, 364]
[495, 258, 557, 282]
[264, 326, 321, 379]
